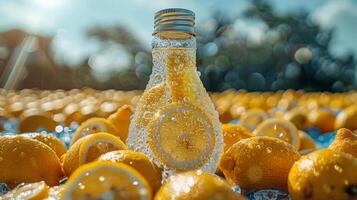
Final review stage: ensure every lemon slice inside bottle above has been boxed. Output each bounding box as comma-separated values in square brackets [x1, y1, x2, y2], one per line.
[147, 104, 215, 170]
[134, 84, 166, 128]
[165, 48, 197, 103]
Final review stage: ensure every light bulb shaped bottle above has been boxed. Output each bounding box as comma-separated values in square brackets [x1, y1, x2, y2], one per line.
[127, 8, 223, 178]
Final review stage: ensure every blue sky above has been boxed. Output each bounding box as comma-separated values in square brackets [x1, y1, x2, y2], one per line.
[0, 0, 357, 67]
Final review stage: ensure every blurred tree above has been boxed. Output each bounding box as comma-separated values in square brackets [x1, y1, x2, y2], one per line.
[86, 25, 152, 90]
[1, 0, 355, 91]
[196, 0, 356, 92]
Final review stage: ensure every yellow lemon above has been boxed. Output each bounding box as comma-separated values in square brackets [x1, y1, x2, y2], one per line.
[98, 150, 162, 192]
[22, 133, 67, 158]
[335, 105, 357, 131]
[62, 161, 152, 200]
[216, 98, 234, 123]
[0, 136, 63, 188]
[329, 128, 357, 157]
[308, 108, 335, 133]
[1, 181, 49, 200]
[71, 117, 119, 146]
[222, 124, 253, 152]
[239, 109, 268, 131]
[219, 136, 300, 190]
[283, 107, 310, 130]
[288, 149, 357, 200]
[147, 103, 215, 170]
[254, 118, 300, 149]
[154, 171, 244, 200]
[62, 132, 127, 176]
[107, 105, 133, 142]
[18, 109, 57, 132]
[298, 130, 317, 152]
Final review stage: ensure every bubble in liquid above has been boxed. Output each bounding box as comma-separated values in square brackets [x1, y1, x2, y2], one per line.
[266, 147, 272, 153]
[153, 74, 162, 82]
[98, 176, 105, 182]
[334, 164, 343, 173]
[78, 182, 85, 190]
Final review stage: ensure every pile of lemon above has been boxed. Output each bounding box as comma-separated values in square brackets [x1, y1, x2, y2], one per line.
[0, 88, 140, 132]
[0, 89, 356, 199]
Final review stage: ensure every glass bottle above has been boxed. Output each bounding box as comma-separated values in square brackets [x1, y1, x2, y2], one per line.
[127, 8, 223, 178]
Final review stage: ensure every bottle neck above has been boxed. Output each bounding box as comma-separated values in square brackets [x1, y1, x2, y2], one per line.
[152, 31, 196, 49]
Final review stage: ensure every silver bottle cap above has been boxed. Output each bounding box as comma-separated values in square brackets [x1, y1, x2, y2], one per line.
[153, 8, 195, 36]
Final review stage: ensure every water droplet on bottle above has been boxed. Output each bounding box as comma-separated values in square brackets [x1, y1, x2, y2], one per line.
[143, 111, 153, 119]
[197, 71, 201, 77]
[19, 152, 25, 158]
[171, 117, 176, 122]
[183, 97, 189, 102]
[232, 185, 241, 194]
[133, 181, 139, 186]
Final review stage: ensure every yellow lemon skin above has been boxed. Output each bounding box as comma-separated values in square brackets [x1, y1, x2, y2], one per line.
[62, 161, 152, 200]
[61, 132, 126, 177]
[222, 124, 253, 152]
[284, 107, 310, 130]
[219, 136, 300, 190]
[329, 128, 357, 158]
[98, 150, 162, 192]
[154, 171, 244, 200]
[335, 105, 357, 131]
[0, 136, 64, 188]
[298, 130, 317, 152]
[107, 104, 133, 142]
[288, 149, 357, 200]
[22, 133, 67, 158]
[308, 108, 335, 133]
[18, 111, 57, 132]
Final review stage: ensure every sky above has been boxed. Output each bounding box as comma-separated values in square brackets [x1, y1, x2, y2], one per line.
[0, 0, 357, 67]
